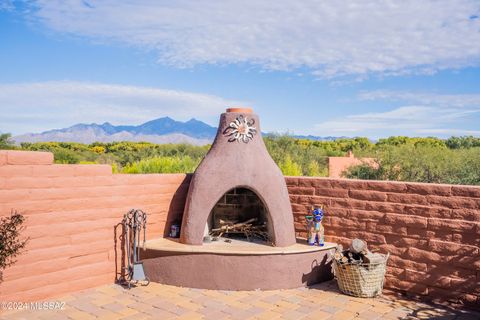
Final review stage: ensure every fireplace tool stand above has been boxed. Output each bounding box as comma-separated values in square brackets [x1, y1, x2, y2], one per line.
[122, 209, 149, 288]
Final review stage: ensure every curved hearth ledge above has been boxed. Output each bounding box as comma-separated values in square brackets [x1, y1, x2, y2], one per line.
[141, 238, 335, 290]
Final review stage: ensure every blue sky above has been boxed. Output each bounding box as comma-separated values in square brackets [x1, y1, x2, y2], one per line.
[1, 0, 479, 138]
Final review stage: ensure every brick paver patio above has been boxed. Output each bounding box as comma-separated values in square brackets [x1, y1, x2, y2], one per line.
[2, 280, 478, 320]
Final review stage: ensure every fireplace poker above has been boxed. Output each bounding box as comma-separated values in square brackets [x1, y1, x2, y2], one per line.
[122, 209, 149, 288]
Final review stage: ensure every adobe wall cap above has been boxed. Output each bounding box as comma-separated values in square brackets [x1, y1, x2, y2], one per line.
[226, 107, 253, 113]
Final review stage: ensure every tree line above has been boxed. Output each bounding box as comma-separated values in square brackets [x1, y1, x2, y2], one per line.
[1, 133, 479, 185]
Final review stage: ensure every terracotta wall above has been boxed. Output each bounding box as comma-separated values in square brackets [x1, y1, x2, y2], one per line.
[287, 176, 480, 307]
[0, 151, 190, 302]
[1, 150, 479, 308]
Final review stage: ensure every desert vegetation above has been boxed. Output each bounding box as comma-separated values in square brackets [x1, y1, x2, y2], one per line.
[344, 143, 480, 185]
[1, 133, 479, 185]
[0, 211, 28, 283]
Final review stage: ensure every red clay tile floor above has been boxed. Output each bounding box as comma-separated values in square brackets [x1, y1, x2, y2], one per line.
[1, 280, 479, 319]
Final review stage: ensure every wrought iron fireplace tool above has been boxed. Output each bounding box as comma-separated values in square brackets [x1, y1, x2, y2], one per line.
[122, 209, 149, 288]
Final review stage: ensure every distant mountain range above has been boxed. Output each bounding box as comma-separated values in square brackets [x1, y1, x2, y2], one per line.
[13, 117, 341, 145]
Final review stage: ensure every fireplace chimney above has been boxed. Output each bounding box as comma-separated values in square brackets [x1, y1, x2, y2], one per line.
[180, 108, 296, 247]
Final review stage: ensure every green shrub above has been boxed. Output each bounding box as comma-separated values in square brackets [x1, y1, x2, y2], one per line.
[264, 135, 330, 175]
[279, 154, 303, 176]
[0, 133, 15, 150]
[122, 156, 200, 174]
[53, 149, 81, 164]
[306, 160, 326, 176]
[344, 163, 381, 180]
[0, 211, 28, 282]
[345, 145, 480, 185]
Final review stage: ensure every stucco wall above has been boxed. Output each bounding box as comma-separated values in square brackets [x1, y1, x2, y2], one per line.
[1, 150, 479, 308]
[287, 176, 480, 307]
[0, 151, 190, 302]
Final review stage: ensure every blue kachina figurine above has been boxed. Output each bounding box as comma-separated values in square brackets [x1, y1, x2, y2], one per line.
[306, 206, 325, 246]
[306, 214, 314, 245]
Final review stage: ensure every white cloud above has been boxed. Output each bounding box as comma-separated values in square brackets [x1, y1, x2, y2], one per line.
[0, 81, 244, 134]
[417, 128, 480, 135]
[25, 0, 480, 79]
[358, 91, 480, 108]
[315, 92, 480, 137]
[0, 0, 13, 11]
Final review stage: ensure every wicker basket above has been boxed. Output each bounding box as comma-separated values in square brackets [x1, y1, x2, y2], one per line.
[332, 253, 389, 298]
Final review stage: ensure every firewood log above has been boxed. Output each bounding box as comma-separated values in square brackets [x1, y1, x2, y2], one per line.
[211, 218, 257, 232]
[219, 219, 239, 225]
[363, 252, 385, 264]
[349, 238, 367, 254]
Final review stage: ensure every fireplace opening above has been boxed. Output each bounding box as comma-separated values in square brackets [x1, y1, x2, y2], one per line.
[205, 188, 273, 244]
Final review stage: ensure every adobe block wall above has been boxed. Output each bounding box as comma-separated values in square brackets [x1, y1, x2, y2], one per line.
[0, 151, 190, 302]
[287, 176, 480, 307]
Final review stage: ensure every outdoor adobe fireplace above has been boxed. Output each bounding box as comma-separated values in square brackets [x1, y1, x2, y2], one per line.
[141, 108, 335, 290]
[180, 107, 296, 247]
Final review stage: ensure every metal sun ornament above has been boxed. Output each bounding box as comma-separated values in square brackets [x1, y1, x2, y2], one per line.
[223, 115, 257, 143]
